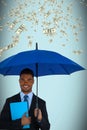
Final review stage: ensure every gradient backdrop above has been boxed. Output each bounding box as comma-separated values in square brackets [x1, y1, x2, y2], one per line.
[0, 0, 87, 130]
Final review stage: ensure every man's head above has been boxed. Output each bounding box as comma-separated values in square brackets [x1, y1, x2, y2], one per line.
[19, 68, 34, 94]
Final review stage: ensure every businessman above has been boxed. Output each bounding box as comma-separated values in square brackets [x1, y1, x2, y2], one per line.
[0, 68, 50, 130]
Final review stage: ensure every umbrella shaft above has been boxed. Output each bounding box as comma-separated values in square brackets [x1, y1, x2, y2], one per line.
[36, 63, 38, 108]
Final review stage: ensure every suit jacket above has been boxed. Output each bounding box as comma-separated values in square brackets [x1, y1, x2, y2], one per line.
[0, 93, 50, 130]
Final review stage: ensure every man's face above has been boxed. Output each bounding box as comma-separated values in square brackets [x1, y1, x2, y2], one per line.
[19, 74, 34, 94]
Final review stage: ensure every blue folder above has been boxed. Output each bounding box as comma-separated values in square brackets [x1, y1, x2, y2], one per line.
[10, 102, 30, 129]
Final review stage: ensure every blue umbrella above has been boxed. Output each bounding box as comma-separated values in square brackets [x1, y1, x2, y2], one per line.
[0, 43, 85, 107]
[0, 45, 85, 76]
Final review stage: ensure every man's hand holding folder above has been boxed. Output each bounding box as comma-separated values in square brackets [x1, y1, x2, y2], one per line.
[21, 113, 31, 126]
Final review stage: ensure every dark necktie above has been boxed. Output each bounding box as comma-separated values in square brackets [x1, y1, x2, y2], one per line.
[24, 95, 29, 109]
[24, 95, 28, 102]
[23, 95, 30, 128]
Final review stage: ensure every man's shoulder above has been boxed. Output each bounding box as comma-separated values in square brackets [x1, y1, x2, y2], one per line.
[33, 94, 46, 104]
[6, 93, 20, 102]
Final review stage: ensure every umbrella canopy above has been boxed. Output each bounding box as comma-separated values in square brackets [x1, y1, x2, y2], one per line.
[0, 49, 85, 76]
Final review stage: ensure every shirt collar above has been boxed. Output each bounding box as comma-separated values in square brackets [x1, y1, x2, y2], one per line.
[20, 91, 33, 101]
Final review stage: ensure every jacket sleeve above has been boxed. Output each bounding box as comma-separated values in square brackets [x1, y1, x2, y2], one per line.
[38, 101, 50, 130]
[0, 99, 22, 129]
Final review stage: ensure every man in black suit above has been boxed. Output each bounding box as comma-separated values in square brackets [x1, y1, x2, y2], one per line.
[0, 68, 50, 130]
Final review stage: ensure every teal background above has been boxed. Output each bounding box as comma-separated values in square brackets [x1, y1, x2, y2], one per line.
[0, 0, 87, 130]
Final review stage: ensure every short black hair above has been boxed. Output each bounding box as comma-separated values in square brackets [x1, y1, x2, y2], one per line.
[20, 68, 34, 77]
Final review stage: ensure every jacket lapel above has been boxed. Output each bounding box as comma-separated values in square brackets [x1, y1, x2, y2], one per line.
[29, 94, 36, 116]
